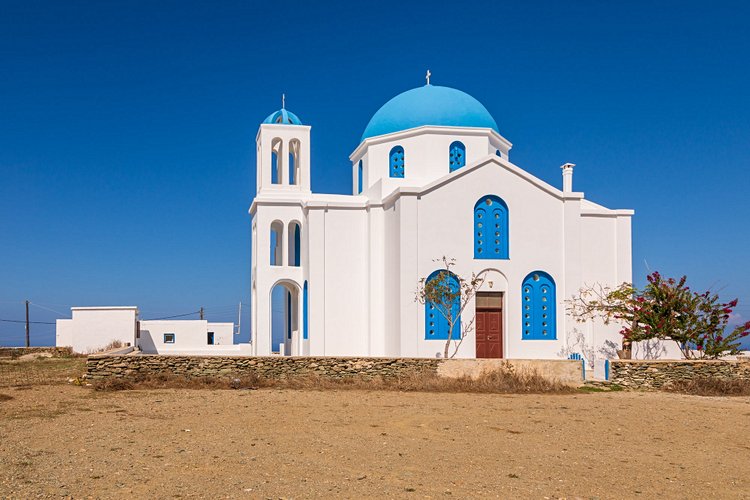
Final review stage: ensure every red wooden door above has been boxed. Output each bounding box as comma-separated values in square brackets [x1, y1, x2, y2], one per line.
[476, 308, 503, 358]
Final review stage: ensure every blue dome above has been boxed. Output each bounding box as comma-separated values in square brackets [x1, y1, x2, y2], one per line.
[361, 85, 498, 141]
[263, 108, 303, 125]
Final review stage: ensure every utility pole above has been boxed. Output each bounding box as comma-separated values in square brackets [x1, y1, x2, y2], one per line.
[25, 300, 30, 347]
[200, 306, 204, 320]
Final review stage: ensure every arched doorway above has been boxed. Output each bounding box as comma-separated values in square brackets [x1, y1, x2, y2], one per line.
[270, 281, 300, 355]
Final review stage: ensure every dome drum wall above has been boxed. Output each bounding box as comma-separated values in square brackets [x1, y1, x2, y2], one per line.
[350, 127, 511, 196]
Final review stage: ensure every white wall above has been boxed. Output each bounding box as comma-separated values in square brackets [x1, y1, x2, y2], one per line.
[138, 320, 237, 354]
[56, 307, 138, 354]
[248, 124, 633, 361]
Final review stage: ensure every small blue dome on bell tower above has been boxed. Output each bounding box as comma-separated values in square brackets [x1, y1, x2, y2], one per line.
[263, 108, 303, 125]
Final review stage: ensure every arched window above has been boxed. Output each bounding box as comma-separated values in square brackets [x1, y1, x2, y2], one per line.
[288, 139, 301, 185]
[303, 281, 309, 340]
[271, 138, 282, 184]
[449, 141, 466, 172]
[288, 221, 301, 267]
[495, 149, 502, 158]
[389, 145, 405, 178]
[424, 270, 461, 340]
[270, 221, 283, 266]
[522, 271, 556, 340]
[474, 196, 509, 259]
[357, 160, 362, 194]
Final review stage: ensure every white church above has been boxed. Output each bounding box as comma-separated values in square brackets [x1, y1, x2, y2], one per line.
[249, 76, 634, 360]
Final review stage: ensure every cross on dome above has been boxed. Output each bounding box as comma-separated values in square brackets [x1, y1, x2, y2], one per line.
[426, 69, 431, 85]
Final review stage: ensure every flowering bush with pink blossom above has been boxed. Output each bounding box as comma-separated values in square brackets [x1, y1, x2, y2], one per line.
[569, 272, 750, 359]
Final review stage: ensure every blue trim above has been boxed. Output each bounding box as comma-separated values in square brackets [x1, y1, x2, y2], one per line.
[303, 281, 309, 340]
[207, 332, 214, 345]
[474, 195, 509, 260]
[424, 270, 461, 340]
[293, 224, 301, 267]
[357, 160, 362, 194]
[163, 333, 175, 344]
[389, 145, 405, 178]
[286, 290, 292, 340]
[449, 141, 466, 171]
[604, 359, 610, 381]
[521, 271, 556, 340]
[569, 353, 585, 379]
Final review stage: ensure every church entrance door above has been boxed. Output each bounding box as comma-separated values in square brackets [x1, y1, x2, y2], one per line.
[475, 292, 503, 358]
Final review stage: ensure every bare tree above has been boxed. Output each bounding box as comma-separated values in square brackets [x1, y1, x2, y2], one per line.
[415, 257, 487, 359]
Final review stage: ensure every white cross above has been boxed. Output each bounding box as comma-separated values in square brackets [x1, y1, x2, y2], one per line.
[282, 93, 286, 109]
[426, 70, 431, 85]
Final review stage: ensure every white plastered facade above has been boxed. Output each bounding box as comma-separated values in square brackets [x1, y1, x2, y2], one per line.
[249, 110, 634, 364]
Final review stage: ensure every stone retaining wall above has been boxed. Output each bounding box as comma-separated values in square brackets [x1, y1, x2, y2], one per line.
[610, 359, 750, 389]
[86, 355, 583, 385]
[87, 355, 442, 380]
[0, 347, 75, 359]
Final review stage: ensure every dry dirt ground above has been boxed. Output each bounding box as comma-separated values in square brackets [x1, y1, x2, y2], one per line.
[1, 361, 750, 499]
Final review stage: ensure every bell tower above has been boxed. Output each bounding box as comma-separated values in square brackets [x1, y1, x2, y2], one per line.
[255, 104, 311, 194]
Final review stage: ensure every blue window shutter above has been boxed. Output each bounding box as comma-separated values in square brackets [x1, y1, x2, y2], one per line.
[424, 270, 461, 340]
[286, 290, 292, 340]
[449, 141, 466, 172]
[389, 146, 405, 178]
[357, 160, 363, 193]
[294, 224, 301, 267]
[521, 271, 556, 340]
[474, 196, 508, 259]
[303, 281, 309, 340]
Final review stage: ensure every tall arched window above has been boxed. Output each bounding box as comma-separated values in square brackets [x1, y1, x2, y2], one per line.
[424, 270, 461, 340]
[270, 221, 283, 266]
[522, 271, 556, 340]
[303, 281, 309, 340]
[474, 195, 509, 259]
[389, 145, 405, 178]
[357, 160, 362, 194]
[449, 141, 466, 172]
[288, 222, 301, 267]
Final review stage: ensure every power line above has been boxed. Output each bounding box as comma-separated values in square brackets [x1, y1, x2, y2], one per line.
[0, 318, 56, 325]
[143, 311, 201, 321]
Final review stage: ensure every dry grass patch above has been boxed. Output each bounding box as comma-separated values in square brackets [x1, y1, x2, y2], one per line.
[92, 366, 576, 394]
[0, 358, 87, 388]
[663, 377, 750, 397]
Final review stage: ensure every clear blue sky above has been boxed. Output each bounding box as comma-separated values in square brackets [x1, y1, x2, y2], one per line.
[1, 0, 749, 348]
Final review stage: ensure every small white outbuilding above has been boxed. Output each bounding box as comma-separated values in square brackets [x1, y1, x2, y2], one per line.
[56, 306, 246, 355]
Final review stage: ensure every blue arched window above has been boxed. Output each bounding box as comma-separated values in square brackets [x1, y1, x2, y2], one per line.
[389, 146, 405, 178]
[474, 196, 509, 259]
[303, 281, 309, 340]
[522, 271, 556, 340]
[357, 160, 363, 193]
[424, 270, 461, 340]
[495, 149, 502, 158]
[449, 141, 466, 172]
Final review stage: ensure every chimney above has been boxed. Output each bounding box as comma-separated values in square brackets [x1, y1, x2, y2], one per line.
[561, 163, 575, 193]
